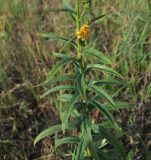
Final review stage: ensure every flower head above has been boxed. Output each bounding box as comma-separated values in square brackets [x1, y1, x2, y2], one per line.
[76, 24, 90, 42]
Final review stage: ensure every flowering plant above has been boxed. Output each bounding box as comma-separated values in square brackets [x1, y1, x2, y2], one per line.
[34, 0, 128, 159]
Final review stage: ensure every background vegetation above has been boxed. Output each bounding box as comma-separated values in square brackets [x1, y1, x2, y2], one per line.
[0, 0, 150, 159]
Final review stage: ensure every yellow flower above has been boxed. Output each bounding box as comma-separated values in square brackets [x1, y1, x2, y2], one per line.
[76, 24, 90, 41]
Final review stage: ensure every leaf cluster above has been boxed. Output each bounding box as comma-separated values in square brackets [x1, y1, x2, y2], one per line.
[34, 1, 130, 159]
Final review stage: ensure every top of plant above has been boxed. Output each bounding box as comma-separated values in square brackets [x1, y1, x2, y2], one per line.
[76, 24, 90, 42]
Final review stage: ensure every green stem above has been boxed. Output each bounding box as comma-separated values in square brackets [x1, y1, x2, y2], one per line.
[75, 0, 81, 59]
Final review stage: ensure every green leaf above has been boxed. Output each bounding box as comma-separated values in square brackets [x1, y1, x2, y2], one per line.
[48, 8, 74, 15]
[75, 139, 85, 160]
[77, 72, 87, 101]
[82, 117, 100, 160]
[58, 93, 73, 101]
[90, 100, 120, 130]
[72, 109, 80, 117]
[47, 0, 74, 21]
[55, 137, 80, 148]
[41, 85, 77, 98]
[98, 150, 110, 160]
[34, 124, 62, 146]
[88, 84, 118, 110]
[126, 151, 134, 160]
[63, 0, 73, 10]
[83, 48, 111, 64]
[62, 93, 79, 132]
[46, 58, 74, 83]
[60, 35, 76, 51]
[72, 147, 76, 160]
[34, 123, 76, 146]
[103, 101, 131, 111]
[40, 33, 76, 46]
[89, 13, 110, 24]
[99, 126, 126, 159]
[48, 8, 73, 12]
[52, 52, 72, 59]
[147, 83, 151, 95]
[91, 122, 112, 133]
[47, 74, 76, 84]
[86, 64, 122, 78]
[92, 78, 124, 86]
[63, 0, 75, 21]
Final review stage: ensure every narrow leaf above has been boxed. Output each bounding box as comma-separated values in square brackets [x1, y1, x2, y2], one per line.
[63, 0, 75, 21]
[90, 100, 120, 130]
[99, 126, 126, 158]
[103, 101, 131, 111]
[62, 93, 79, 132]
[48, 8, 74, 13]
[58, 94, 73, 101]
[82, 117, 100, 160]
[83, 48, 111, 64]
[98, 150, 110, 160]
[89, 13, 110, 24]
[46, 58, 74, 83]
[34, 124, 62, 145]
[77, 72, 87, 101]
[75, 139, 85, 160]
[86, 64, 122, 78]
[47, 74, 76, 84]
[55, 137, 80, 148]
[91, 122, 112, 133]
[88, 84, 118, 110]
[41, 85, 77, 98]
[52, 52, 72, 59]
[63, 0, 74, 11]
[92, 78, 124, 86]
[40, 33, 76, 46]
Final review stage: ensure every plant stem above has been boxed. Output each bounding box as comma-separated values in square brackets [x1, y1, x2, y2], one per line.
[75, 0, 81, 59]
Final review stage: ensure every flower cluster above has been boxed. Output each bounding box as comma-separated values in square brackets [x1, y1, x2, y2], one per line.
[76, 24, 90, 42]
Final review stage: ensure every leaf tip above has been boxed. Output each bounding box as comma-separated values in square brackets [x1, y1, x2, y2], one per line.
[33, 137, 38, 146]
[40, 94, 45, 99]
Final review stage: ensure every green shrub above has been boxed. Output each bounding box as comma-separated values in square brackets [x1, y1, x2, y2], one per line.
[34, 1, 129, 159]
